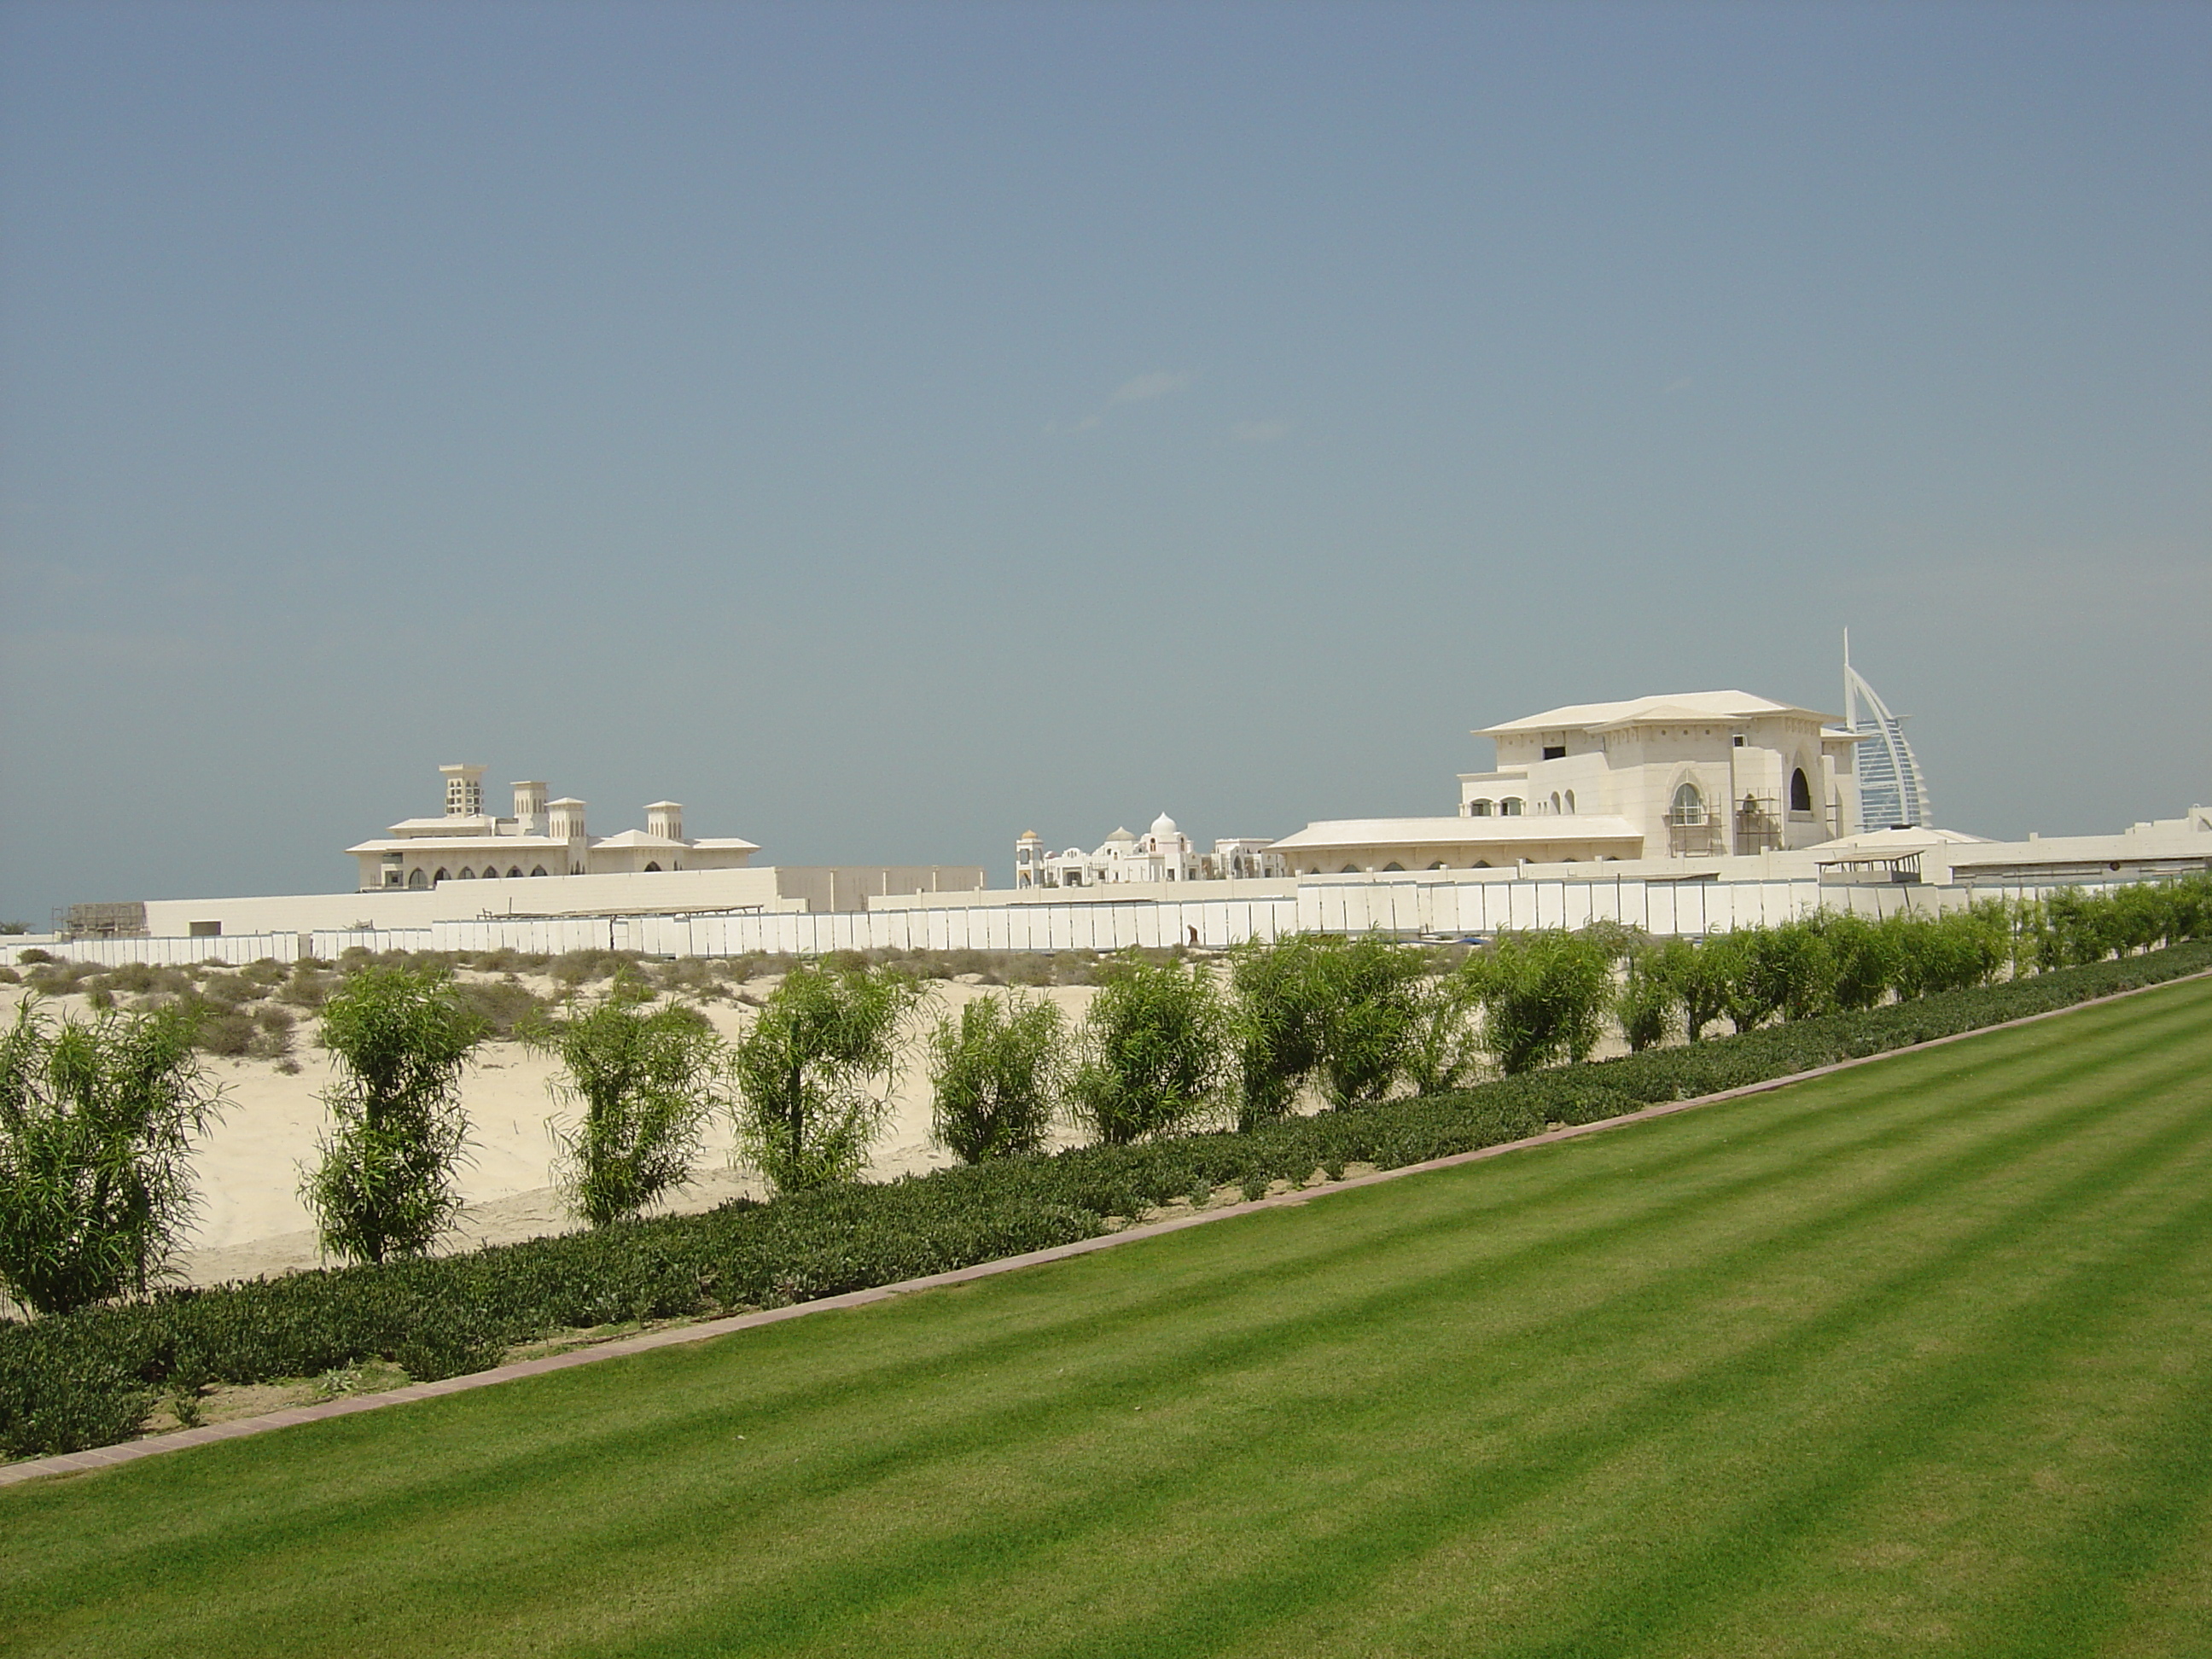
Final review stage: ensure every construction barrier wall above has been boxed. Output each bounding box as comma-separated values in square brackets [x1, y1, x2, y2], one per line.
[15, 875, 2171, 968]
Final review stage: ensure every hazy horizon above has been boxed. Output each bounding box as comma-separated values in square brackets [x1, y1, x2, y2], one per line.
[4, 2, 2207, 923]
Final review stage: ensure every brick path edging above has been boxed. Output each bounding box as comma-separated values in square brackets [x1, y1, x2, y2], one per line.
[7, 964, 2208, 1491]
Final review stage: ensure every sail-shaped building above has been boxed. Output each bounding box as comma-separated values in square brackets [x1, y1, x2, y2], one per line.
[1843, 634, 1931, 832]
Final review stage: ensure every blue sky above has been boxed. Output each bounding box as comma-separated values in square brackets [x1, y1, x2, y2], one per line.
[3, 1, 2206, 920]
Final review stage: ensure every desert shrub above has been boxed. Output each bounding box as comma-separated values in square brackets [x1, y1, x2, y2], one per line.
[526, 978, 725, 1226]
[928, 992, 1065, 1164]
[200, 972, 269, 1007]
[1051, 952, 1103, 986]
[239, 958, 287, 987]
[0, 1001, 224, 1315]
[17, 949, 55, 966]
[452, 978, 545, 1039]
[0, 968, 18, 986]
[653, 957, 727, 999]
[23, 960, 102, 998]
[277, 962, 339, 1010]
[731, 964, 920, 1195]
[193, 1010, 257, 1057]
[1000, 953, 1056, 987]
[247, 1005, 295, 1062]
[1464, 932, 1614, 1074]
[1069, 953, 1228, 1144]
[301, 964, 486, 1265]
[463, 947, 545, 975]
[550, 950, 638, 988]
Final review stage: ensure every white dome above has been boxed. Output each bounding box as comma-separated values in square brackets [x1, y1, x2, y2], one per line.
[1150, 812, 1179, 836]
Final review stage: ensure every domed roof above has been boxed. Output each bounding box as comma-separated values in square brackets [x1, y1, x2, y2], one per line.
[1017, 829, 1041, 841]
[1150, 812, 1179, 835]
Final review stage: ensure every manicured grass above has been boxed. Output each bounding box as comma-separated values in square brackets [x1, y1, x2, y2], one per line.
[9, 978, 2212, 1657]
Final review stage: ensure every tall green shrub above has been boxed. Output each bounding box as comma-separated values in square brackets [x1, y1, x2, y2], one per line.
[1403, 972, 1487, 1093]
[1647, 936, 1730, 1042]
[927, 992, 1064, 1164]
[1069, 953, 1228, 1144]
[1464, 932, 1613, 1074]
[1728, 920, 1837, 1028]
[1885, 905, 2007, 1000]
[1807, 911, 1895, 1011]
[1615, 947, 1678, 1052]
[731, 964, 919, 1194]
[301, 964, 486, 1265]
[0, 1001, 224, 1315]
[1228, 934, 1426, 1126]
[525, 976, 725, 1226]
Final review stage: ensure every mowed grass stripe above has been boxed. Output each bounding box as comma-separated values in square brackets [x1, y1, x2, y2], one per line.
[5, 978, 2209, 1659]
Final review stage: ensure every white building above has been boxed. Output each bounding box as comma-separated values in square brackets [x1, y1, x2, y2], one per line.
[1015, 815, 1289, 889]
[1843, 637, 1933, 832]
[347, 765, 761, 892]
[1273, 690, 1865, 873]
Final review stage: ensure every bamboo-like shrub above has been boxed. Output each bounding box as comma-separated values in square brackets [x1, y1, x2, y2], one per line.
[927, 992, 1064, 1164]
[731, 964, 919, 1194]
[1069, 953, 1228, 1145]
[526, 975, 725, 1225]
[300, 964, 486, 1265]
[0, 1001, 224, 1315]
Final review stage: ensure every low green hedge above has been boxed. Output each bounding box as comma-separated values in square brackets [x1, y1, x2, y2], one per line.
[5, 940, 2208, 1459]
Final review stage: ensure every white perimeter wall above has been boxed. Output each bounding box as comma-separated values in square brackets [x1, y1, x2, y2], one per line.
[32, 874, 2174, 968]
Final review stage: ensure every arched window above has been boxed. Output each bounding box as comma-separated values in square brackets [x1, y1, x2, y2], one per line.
[1429, 860, 1448, 870]
[1500, 798, 1522, 817]
[644, 861, 661, 872]
[1563, 789, 1575, 813]
[1382, 861, 1405, 872]
[530, 865, 548, 877]
[1790, 767, 1813, 814]
[507, 866, 523, 879]
[433, 868, 449, 883]
[481, 867, 498, 879]
[407, 869, 428, 889]
[1474, 859, 1493, 868]
[459, 867, 475, 880]
[1550, 792, 1561, 814]
[1340, 864, 1359, 874]
[1669, 783, 1706, 824]
[1468, 799, 1493, 817]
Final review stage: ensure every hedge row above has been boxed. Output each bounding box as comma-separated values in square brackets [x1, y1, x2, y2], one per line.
[6, 938, 2209, 1459]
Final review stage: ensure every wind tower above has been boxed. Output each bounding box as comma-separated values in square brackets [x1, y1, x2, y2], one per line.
[1842, 631, 1931, 832]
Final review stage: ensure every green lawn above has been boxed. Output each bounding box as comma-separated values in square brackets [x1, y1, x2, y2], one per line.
[9, 977, 2212, 1658]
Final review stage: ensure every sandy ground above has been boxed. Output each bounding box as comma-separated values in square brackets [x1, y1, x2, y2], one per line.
[0, 975, 1100, 1287]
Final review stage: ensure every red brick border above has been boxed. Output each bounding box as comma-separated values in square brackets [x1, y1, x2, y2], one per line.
[7, 965, 2207, 1491]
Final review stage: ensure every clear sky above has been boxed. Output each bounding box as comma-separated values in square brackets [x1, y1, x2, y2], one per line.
[3, 1, 2206, 923]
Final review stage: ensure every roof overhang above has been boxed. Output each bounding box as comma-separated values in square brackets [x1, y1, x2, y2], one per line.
[1269, 816, 1644, 853]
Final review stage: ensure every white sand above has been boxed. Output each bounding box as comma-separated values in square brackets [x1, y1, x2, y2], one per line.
[0, 975, 1099, 1286]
